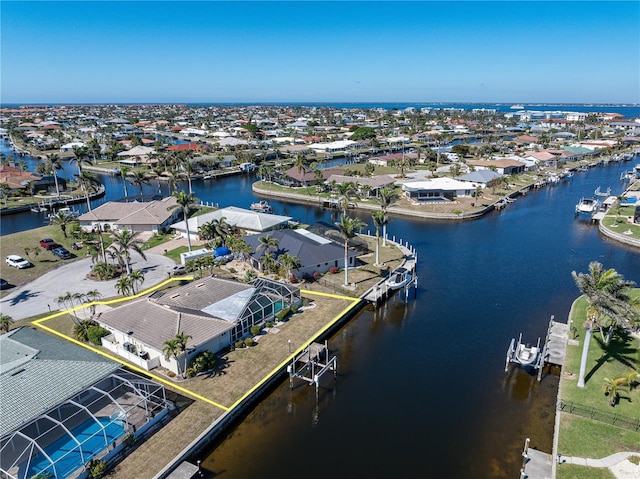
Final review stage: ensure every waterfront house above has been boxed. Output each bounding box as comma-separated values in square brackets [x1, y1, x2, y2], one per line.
[77, 196, 181, 234]
[467, 159, 526, 175]
[116, 145, 157, 167]
[277, 167, 344, 187]
[325, 174, 396, 197]
[456, 170, 502, 188]
[402, 177, 478, 201]
[0, 165, 42, 192]
[96, 276, 301, 374]
[0, 327, 169, 479]
[170, 206, 292, 240]
[243, 228, 359, 278]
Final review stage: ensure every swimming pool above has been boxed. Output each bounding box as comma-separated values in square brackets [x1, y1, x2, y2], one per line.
[25, 417, 125, 478]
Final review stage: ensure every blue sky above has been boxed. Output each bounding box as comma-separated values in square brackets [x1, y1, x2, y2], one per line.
[2, 1, 639, 104]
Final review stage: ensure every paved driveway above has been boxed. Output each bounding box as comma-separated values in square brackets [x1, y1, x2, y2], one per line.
[0, 253, 177, 320]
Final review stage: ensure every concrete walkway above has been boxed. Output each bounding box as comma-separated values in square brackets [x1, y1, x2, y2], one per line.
[559, 451, 640, 468]
[0, 253, 177, 320]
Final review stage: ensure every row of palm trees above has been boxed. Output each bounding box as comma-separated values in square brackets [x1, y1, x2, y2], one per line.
[571, 261, 639, 389]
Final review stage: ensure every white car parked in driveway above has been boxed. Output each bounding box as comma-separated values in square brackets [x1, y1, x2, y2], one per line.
[6, 255, 32, 269]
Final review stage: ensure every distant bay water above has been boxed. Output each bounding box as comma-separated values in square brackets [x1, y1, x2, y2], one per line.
[4, 103, 640, 118]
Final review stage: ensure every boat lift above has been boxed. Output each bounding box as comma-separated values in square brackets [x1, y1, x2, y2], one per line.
[287, 341, 337, 399]
[505, 316, 569, 381]
[505, 334, 543, 373]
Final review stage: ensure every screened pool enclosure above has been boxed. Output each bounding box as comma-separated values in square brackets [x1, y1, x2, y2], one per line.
[0, 369, 168, 479]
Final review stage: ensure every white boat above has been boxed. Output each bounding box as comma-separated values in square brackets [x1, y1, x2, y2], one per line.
[547, 174, 560, 184]
[250, 200, 273, 214]
[505, 334, 541, 370]
[385, 267, 412, 290]
[515, 340, 540, 367]
[575, 197, 598, 215]
[510, 104, 524, 109]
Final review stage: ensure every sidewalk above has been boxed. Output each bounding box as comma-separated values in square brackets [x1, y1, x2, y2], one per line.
[560, 451, 640, 468]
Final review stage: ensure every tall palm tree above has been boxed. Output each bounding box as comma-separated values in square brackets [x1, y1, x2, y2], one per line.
[75, 170, 99, 211]
[257, 234, 279, 257]
[175, 332, 192, 378]
[371, 210, 387, 266]
[49, 210, 77, 238]
[335, 182, 358, 215]
[571, 262, 635, 388]
[378, 186, 400, 247]
[115, 275, 133, 296]
[110, 227, 147, 274]
[128, 170, 152, 198]
[129, 269, 145, 294]
[278, 253, 301, 281]
[336, 214, 366, 286]
[45, 153, 63, 199]
[119, 165, 131, 198]
[168, 190, 198, 252]
[0, 314, 13, 333]
[162, 337, 180, 374]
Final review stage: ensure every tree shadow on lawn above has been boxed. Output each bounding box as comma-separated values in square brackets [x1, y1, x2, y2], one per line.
[584, 330, 637, 385]
[200, 356, 233, 379]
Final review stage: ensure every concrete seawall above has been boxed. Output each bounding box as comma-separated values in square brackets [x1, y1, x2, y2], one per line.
[153, 296, 365, 479]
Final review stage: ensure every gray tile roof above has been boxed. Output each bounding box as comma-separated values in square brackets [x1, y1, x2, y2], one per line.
[0, 328, 119, 436]
[96, 297, 235, 352]
[243, 229, 350, 268]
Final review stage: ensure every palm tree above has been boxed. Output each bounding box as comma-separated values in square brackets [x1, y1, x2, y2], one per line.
[0, 314, 13, 333]
[200, 217, 231, 246]
[115, 275, 133, 296]
[168, 190, 198, 252]
[128, 170, 152, 198]
[45, 154, 63, 199]
[371, 210, 386, 266]
[278, 253, 301, 281]
[0, 182, 11, 206]
[49, 210, 77, 238]
[75, 170, 99, 211]
[294, 153, 307, 186]
[257, 234, 279, 257]
[335, 182, 358, 215]
[110, 227, 147, 274]
[335, 214, 366, 286]
[129, 269, 145, 294]
[175, 332, 192, 378]
[119, 165, 131, 198]
[378, 186, 400, 247]
[162, 337, 180, 375]
[571, 262, 635, 388]
[84, 289, 103, 317]
[260, 252, 276, 274]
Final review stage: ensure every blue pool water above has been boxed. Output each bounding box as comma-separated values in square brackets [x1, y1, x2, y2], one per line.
[26, 417, 125, 479]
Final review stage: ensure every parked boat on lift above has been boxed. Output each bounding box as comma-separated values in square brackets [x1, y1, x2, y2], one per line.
[384, 267, 413, 290]
[250, 200, 273, 213]
[575, 197, 599, 215]
[506, 334, 541, 369]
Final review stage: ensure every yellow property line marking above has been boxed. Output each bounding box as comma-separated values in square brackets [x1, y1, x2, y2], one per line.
[228, 290, 360, 411]
[33, 281, 361, 414]
[33, 277, 229, 412]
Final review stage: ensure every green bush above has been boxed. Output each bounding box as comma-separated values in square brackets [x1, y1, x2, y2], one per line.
[250, 325, 262, 336]
[189, 350, 216, 374]
[302, 297, 310, 307]
[244, 337, 255, 347]
[86, 459, 107, 479]
[275, 307, 291, 322]
[290, 304, 299, 314]
[228, 267, 236, 274]
[235, 340, 245, 349]
[87, 326, 109, 346]
[266, 322, 273, 328]
[123, 433, 137, 448]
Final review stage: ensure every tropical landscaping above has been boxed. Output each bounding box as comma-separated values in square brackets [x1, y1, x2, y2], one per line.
[556, 262, 640, 479]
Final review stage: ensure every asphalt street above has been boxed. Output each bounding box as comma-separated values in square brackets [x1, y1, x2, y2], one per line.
[0, 253, 176, 320]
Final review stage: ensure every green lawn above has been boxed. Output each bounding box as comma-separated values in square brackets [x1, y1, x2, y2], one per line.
[557, 293, 640, 460]
[556, 463, 615, 479]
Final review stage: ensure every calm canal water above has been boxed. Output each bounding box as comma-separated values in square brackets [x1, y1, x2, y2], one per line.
[2, 142, 639, 478]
